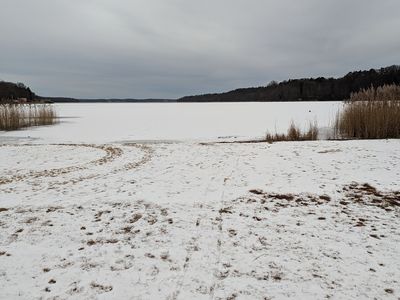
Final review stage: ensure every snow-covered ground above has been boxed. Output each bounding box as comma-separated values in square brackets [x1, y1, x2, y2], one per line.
[0, 137, 399, 299]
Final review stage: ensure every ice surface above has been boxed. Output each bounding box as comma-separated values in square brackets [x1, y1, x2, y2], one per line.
[0, 102, 342, 143]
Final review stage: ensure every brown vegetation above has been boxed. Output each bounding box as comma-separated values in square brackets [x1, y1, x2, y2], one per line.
[342, 182, 400, 210]
[265, 121, 318, 143]
[0, 103, 58, 130]
[334, 84, 400, 139]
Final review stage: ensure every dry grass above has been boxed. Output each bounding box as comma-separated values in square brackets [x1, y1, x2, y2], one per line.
[334, 85, 400, 139]
[265, 121, 319, 143]
[0, 103, 58, 130]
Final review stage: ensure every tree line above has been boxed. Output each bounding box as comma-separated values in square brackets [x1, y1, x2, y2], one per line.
[0, 81, 35, 101]
[178, 65, 400, 102]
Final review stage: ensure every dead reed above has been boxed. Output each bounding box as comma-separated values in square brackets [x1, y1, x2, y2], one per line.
[0, 103, 58, 130]
[265, 121, 319, 143]
[334, 85, 400, 139]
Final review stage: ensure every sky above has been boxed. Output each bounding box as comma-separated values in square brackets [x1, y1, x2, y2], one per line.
[1, 0, 400, 99]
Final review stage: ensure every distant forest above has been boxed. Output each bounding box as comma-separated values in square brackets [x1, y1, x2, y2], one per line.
[0, 81, 35, 101]
[1, 65, 400, 102]
[178, 65, 400, 102]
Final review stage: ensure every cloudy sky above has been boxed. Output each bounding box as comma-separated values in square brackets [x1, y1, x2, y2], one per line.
[1, 0, 399, 99]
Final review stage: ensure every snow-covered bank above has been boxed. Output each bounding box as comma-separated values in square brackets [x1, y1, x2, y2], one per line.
[0, 139, 399, 299]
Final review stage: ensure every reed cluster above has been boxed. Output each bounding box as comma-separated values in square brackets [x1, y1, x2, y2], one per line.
[334, 85, 400, 139]
[0, 103, 58, 130]
[265, 122, 319, 143]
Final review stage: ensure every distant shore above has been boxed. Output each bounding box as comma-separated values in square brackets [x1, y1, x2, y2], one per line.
[48, 98, 342, 103]
[2, 65, 399, 104]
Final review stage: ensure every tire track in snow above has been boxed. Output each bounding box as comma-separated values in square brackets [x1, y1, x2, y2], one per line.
[118, 143, 154, 172]
[168, 144, 226, 300]
[47, 143, 154, 188]
[0, 143, 153, 189]
[0, 144, 123, 185]
[209, 151, 240, 300]
[167, 144, 208, 300]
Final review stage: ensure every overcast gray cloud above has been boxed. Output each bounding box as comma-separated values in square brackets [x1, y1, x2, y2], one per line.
[1, 0, 399, 98]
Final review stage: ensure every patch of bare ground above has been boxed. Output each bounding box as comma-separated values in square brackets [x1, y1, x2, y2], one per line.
[90, 282, 113, 293]
[245, 184, 398, 235]
[46, 206, 63, 213]
[247, 189, 331, 210]
[86, 238, 119, 246]
[247, 184, 399, 214]
[317, 149, 342, 154]
[129, 213, 143, 223]
[342, 183, 400, 210]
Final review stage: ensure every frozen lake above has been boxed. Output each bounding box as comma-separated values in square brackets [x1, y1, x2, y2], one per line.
[0, 102, 342, 143]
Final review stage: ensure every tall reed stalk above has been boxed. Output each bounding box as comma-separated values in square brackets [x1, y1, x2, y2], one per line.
[0, 103, 58, 130]
[334, 85, 400, 139]
[266, 121, 319, 143]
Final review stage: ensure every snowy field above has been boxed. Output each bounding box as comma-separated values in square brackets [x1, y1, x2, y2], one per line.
[0, 103, 399, 299]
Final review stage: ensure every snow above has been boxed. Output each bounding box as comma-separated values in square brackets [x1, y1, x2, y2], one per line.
[0, 103, 399, 299]
[0, 102, 341, 143]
